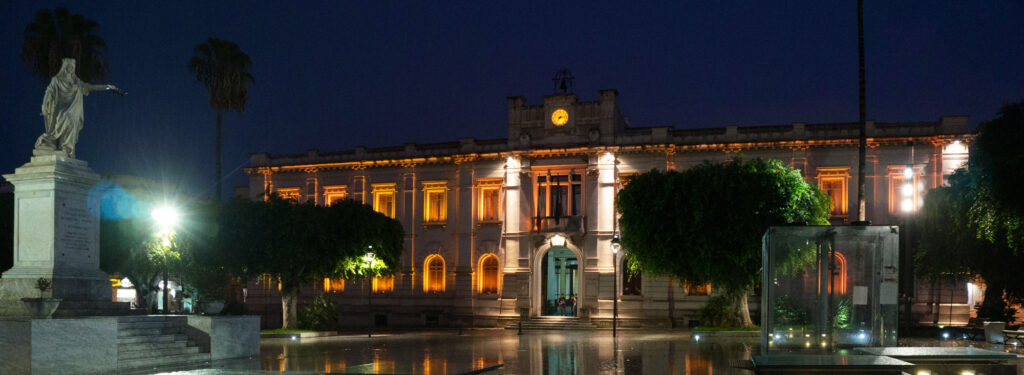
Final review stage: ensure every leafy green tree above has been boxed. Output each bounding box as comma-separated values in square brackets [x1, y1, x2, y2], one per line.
[911, 179, 976, 283]
[967, 102, 1024, 251]
[219, 197, 403, 329]
[100, 217, 162, 312]
[617, 158, 831, 326]
[188, 38, 254, 199]
[21, 7, 108, 82]
[912, 168, 1024, 322]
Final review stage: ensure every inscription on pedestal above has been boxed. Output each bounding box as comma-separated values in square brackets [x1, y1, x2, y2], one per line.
[59, 200, 93, 254]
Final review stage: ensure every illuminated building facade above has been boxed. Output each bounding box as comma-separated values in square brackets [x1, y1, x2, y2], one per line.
[244, 89, 970, 328]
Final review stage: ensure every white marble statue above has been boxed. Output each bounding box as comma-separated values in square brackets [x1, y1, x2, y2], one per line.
[35, 58, 118, 158]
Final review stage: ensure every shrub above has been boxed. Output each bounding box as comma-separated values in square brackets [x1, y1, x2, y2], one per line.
[298, 294, 338, 331]
[699, 295, 745, 327]
[773, 296, 810, 326]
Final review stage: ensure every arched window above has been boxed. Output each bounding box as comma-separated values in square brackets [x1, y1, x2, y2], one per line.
[622, 256, 642, 296]
[424, 255, 445, 293]
[832, 251, 848, 295]
[479, 254, 499, 294]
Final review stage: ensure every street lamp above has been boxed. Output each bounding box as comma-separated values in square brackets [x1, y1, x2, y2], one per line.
[151, 205, 180, 314]
[611, 235, 621, 337]
[364, 246, 376, 338]
[901, 167, 915, 213]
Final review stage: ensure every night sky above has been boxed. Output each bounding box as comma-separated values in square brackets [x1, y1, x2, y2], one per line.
[2, 1, 1022, 199]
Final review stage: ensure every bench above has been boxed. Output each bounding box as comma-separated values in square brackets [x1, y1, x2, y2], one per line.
[1003, 330, 1024, 345]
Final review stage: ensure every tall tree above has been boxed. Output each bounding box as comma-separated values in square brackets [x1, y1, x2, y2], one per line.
[21, 7, 108, 83]
[967, 102, 1024, 250]
[855, 0, 868, 222]
[188, 38, 253, 200]
[219, 197, 404, 329]
[617, 158, 831, 326]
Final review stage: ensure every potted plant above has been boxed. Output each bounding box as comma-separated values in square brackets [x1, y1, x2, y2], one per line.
[21, 278, 62, 319]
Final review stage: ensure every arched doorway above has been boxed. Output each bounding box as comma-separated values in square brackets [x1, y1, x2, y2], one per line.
[540, 246, 579, 316]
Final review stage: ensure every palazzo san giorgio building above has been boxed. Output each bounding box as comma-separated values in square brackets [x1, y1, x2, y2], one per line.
[240, 87, 971, 329]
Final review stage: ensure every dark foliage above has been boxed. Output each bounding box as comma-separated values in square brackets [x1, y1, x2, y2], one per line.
[299, 295, 339, 331]
[616, 158, 830, 325]
[188, 38, 253, 199]
[21, 7, 108, 82]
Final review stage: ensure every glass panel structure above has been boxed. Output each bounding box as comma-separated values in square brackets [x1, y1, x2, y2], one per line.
[761, 225, 899, 353]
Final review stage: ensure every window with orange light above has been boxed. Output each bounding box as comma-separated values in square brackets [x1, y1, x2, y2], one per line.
[888, 167, 922, 214]
[323, 278, 344, 293]
[372, 275, 393, 293]
[684, 281, 711, 296]
[423, 182, 448, 224]
[324, 185, 348, 206]
[275, 187, 301, 202]
[372, 184, 396, 218]
[816, 168, 849, 218]
[478, 179, 501, 223]
[259, 273, 281, 291]
[424, 255, 445, 293]
[479, 254, 499, 294]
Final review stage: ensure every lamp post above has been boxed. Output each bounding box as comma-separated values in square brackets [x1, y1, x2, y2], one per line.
[364, 247, 376, 338]
[151, 205, 180, 314]
[611, 235, 621, 337]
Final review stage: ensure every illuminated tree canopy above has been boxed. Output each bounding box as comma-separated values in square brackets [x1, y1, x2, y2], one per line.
[616, 158, 830, 326]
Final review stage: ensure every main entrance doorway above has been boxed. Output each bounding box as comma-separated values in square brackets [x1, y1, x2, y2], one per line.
[540, 247, 578, 316]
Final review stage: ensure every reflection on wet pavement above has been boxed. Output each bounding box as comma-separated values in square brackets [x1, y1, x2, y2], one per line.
[151, 330, 755, 374]
[147, 331, 1024, 374]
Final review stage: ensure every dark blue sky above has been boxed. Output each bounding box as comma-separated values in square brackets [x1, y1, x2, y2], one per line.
[2, 1, 1022, 199]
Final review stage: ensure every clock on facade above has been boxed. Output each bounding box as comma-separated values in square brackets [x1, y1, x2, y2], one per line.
[551, 108, 568, 126]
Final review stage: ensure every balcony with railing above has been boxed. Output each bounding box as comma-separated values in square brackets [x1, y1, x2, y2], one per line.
[533, 216, 585, 234]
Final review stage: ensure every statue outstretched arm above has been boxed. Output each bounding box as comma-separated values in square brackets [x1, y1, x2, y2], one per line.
[86, 83, 118, 93]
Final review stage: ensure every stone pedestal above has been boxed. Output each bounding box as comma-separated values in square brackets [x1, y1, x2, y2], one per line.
[0, 154, 110, 305]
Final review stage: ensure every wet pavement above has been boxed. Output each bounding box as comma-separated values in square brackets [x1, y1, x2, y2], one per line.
[142, 329, 1024, 374]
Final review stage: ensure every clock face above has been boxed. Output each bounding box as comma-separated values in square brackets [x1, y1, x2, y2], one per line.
[551, 108, 569, 126]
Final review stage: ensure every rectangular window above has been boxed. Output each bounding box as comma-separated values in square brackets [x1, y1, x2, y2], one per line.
[324, 185, 348, 206]
[534, 170, 584, 218]
[275, 187, 300, 202]
[373, 275, 394, 293]
[684, 281, 711, 296]
[889, 166, 923, 214]
[423, 181, 448, 224]
[478, 179, 502, 223]
[323, 278, 344, 292]
[816, 168, 849, 218]
[372, 184, 396, 218]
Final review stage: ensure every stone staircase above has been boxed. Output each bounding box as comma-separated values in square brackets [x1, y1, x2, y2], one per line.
[52, 300, 142, 318]
[116, 315, 210, 372]
[504, 316, 598, 330]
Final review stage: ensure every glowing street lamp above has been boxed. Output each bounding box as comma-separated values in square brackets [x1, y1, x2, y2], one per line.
[364, 246, 377, 338]
[611, 235, 621, 337]
[151, 205, 180, 314]
[901, 167, 917, 213]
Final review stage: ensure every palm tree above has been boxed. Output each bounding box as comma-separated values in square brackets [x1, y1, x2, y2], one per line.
[21, 7, 108, 83]
[189, 38, 254, 200]
[855, 0, 867, 223]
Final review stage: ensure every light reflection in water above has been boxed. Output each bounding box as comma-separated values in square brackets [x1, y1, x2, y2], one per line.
[253, 331, 754, 374]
